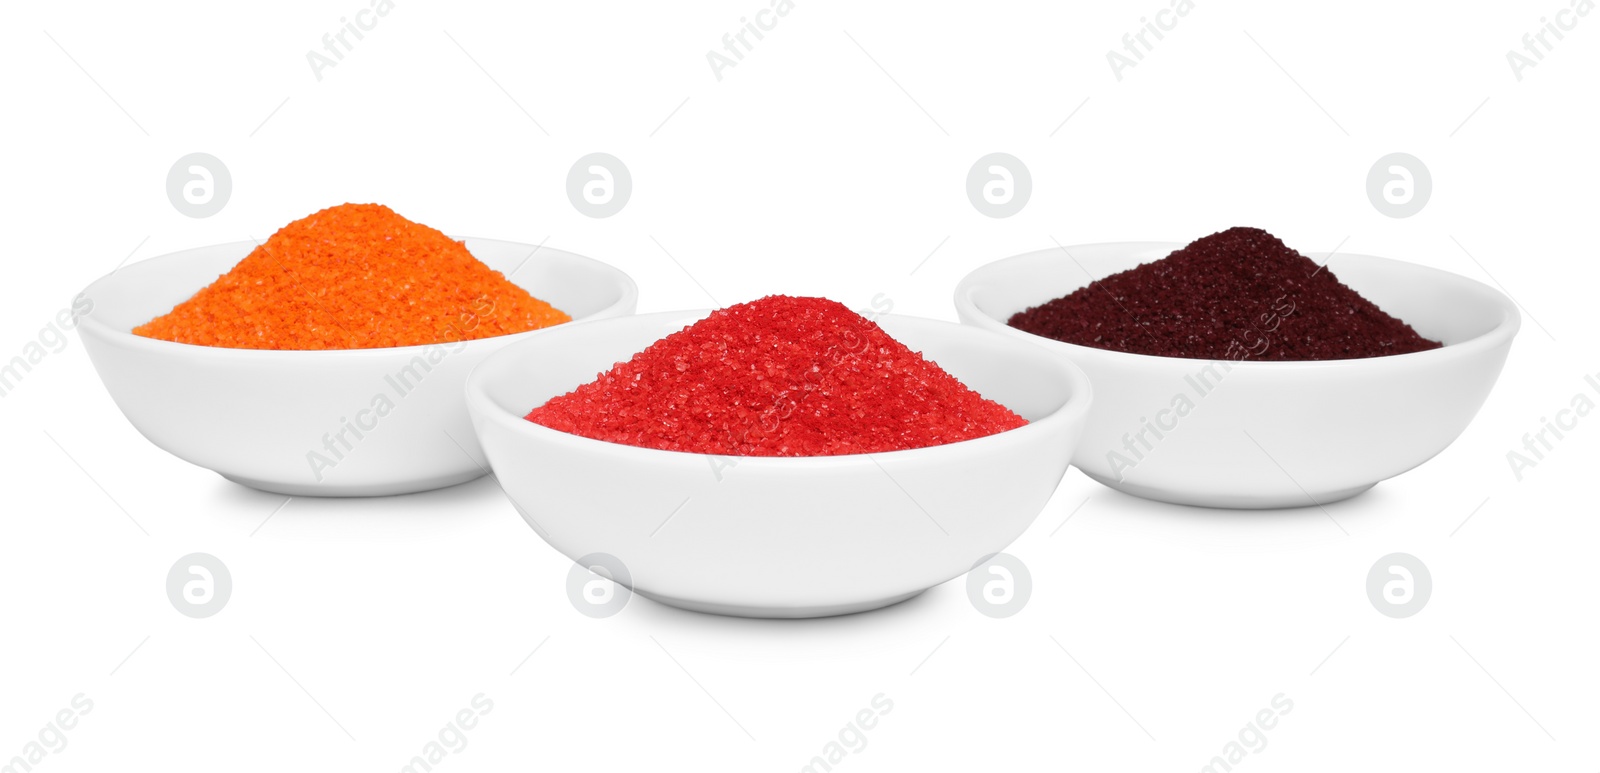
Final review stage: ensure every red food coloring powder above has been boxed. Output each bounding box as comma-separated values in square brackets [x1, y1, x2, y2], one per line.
[525, 296, 1028, 456]
[1008, 227, 1443, 361]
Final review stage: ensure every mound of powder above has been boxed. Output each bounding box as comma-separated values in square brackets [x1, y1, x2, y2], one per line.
[134, 203, 570, 350]
[526, 296, 1027, 456]
[1008, 227, 1442, 361]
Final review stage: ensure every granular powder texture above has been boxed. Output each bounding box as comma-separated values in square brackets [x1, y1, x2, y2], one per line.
[1008, 227, 1442, 361]
[526, 296, 1028, 456]
[134, 203, 570, 350]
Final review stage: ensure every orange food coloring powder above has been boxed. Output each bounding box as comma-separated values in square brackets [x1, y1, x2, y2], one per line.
[134, 203, 571, 350]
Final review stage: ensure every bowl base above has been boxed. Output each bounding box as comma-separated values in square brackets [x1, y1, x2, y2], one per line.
[633, 588, 926, 619]
[1083, 473, 1377, 510]
[220, 469, 487, 498]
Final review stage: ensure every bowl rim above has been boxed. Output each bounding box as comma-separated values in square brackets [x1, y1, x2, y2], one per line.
[465, 309, 1095, 467]
[76, 236, 639, 360]
[954, 240, 1523, 369]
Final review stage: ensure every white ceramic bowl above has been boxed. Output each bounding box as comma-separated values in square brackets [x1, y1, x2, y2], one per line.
[956, 242, 1519, 509]
[79, 238, 637, 497]
[465, 311, 1092, 618]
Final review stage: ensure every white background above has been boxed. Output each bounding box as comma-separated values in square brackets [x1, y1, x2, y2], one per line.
[2, 0, 1596, 770]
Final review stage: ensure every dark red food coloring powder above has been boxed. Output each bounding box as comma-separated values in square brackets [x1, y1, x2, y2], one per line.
[1008, 227, 1443, 361]
[525, 296, 1027, 456]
